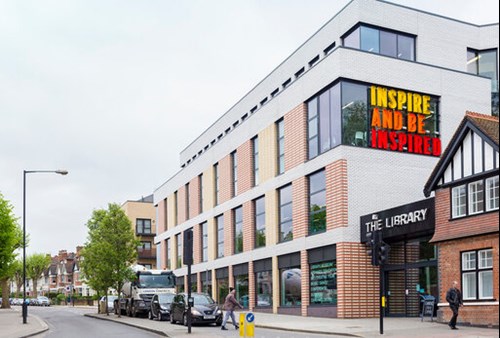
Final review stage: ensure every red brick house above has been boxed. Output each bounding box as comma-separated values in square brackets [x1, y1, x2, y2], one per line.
[424, 112, 499, 328]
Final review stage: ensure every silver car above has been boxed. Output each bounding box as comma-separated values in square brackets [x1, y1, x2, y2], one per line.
[37, 296, 50, 306]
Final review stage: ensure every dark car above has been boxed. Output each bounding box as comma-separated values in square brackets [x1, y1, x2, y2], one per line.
[170, 292, 222, 326]
[149, 293, 175, 321]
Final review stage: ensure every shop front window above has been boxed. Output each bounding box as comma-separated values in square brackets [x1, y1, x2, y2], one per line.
[280, 267, 301, 306]
[256, 271, 273, 307]
[310, 261, 337, 305]
[217, 277, 228, 305]
[235, 274, 249, 308]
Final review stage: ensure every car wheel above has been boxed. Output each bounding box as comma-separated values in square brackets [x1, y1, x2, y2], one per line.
[183, 314, 188, 326]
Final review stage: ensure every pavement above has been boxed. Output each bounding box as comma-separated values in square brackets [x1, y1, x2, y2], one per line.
[1, 306, 499, 338]
[0, 308, 48, 338]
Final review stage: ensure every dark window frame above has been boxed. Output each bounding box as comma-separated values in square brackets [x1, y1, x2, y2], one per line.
[460, 248, 494, 301]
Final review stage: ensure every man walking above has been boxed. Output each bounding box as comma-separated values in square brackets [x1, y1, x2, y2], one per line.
[221, 287, 243, 331]
[445, 281, 463, 330]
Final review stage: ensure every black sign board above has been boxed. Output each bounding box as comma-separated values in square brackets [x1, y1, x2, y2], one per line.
[360, 198, 435, 242]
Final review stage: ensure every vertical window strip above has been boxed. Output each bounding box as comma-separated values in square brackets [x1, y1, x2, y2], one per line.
[234, 207, 243, 254]
[176, 233, 182, 268]
[232, 151, 238, 197]
[279, 184, 293, 242]
[216, 215, 224, 258]
[277, 119, 285, 174]
[185, 182, 190, 219]
[201, 222, 208, 262]
[214, 163, 220, 205]
[253, 137, 259, 186]
[199, 174, 204, 213]
[254, 196, 266, 248]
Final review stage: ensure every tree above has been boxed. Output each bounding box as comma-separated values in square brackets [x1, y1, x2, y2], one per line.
[0, 192, 23, 309]
[26, 253, 51, 298]
[81, 203, 139, 316]
[12, 260, 23, 298]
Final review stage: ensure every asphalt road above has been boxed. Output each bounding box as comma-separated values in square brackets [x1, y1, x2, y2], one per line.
[29, 306, 163, 338]
[28, 306, 339, 338]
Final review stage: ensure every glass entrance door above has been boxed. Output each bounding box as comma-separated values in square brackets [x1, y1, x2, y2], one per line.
[385, 265, 437, 317]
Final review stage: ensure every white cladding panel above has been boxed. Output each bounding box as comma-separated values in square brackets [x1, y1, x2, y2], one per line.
[485, 145, 495, 171]
[444, 162, 453, 184]
[462, 131, 473, 177]
[474, 133, 484, 174]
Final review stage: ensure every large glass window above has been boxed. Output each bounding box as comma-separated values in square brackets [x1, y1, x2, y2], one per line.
[467, 48, 499, 116]
[280, 267, 301, 306]
[216, 215, 224, 259]
[277, 119, 285, 175]
[201, 222, 208, 262]
[342, 82, 368, 147]
[279, 184, 293, 242]
[234, 206, 243, 254]
[310, 261, 337, 305]
[308, 83, 341, 159]
[253, 137, 259, 186]
[308, 170, 326, 235]
[254, 196, 266, 248]
[343, 24, 415, 61]
[136, 219, 152, 234]
[217, 277, 228, 305]
[462, 249, 493, 300]
[360, 26, 379, 53]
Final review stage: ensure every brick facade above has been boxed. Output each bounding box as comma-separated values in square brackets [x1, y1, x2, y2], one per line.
[237, 140, 253, 194]
[284, 103, 307, 171]
[326, 159, 348, 230]
[292, 177, 308, 239]
[337, 242, 379, 318]
[436, 234, 499, 327]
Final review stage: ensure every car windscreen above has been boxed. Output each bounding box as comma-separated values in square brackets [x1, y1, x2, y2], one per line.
[138, 274, 175, 288]
[193, 294, 215, 305]
[158, 293, 175, 303]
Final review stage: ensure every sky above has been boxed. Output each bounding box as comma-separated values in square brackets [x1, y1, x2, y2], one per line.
[1, 0, 498, 257]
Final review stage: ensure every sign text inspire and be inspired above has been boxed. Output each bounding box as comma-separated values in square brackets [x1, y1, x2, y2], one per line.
[369, 85, 441, 156]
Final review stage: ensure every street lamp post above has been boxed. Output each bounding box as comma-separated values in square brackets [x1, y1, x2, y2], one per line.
[23, 169, 68, 324]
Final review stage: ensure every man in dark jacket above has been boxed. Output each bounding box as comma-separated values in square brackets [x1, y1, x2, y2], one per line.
[445, 281, 463, 330]
[221, 287, 243, 331]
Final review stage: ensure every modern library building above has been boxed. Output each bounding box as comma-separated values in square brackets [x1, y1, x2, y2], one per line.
[154, 0, 498, 321]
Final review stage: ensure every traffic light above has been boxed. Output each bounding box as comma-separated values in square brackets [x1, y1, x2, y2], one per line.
[183, 228, 193, 265]
[365, 231, 379, 266]
[377, 241, 390, 265]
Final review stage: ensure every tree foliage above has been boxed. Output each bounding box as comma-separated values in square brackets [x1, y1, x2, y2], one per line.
[80, 203, 139, 315]
[26, 253, 51, 298]
[0, 192, 22, 309]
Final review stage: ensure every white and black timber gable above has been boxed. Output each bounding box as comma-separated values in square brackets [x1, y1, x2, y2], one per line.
[424, 112, 499, 197]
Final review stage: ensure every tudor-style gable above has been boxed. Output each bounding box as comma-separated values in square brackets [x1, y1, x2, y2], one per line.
[424, 112, 499, 196]
[425, 112, 499, 243]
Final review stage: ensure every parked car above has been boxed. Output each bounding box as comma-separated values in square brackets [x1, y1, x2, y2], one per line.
[170, 292, 222, 326]
[100, 295, 118, 312]
[149, 293, 175, 321]
[37, 296, 50, 306]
